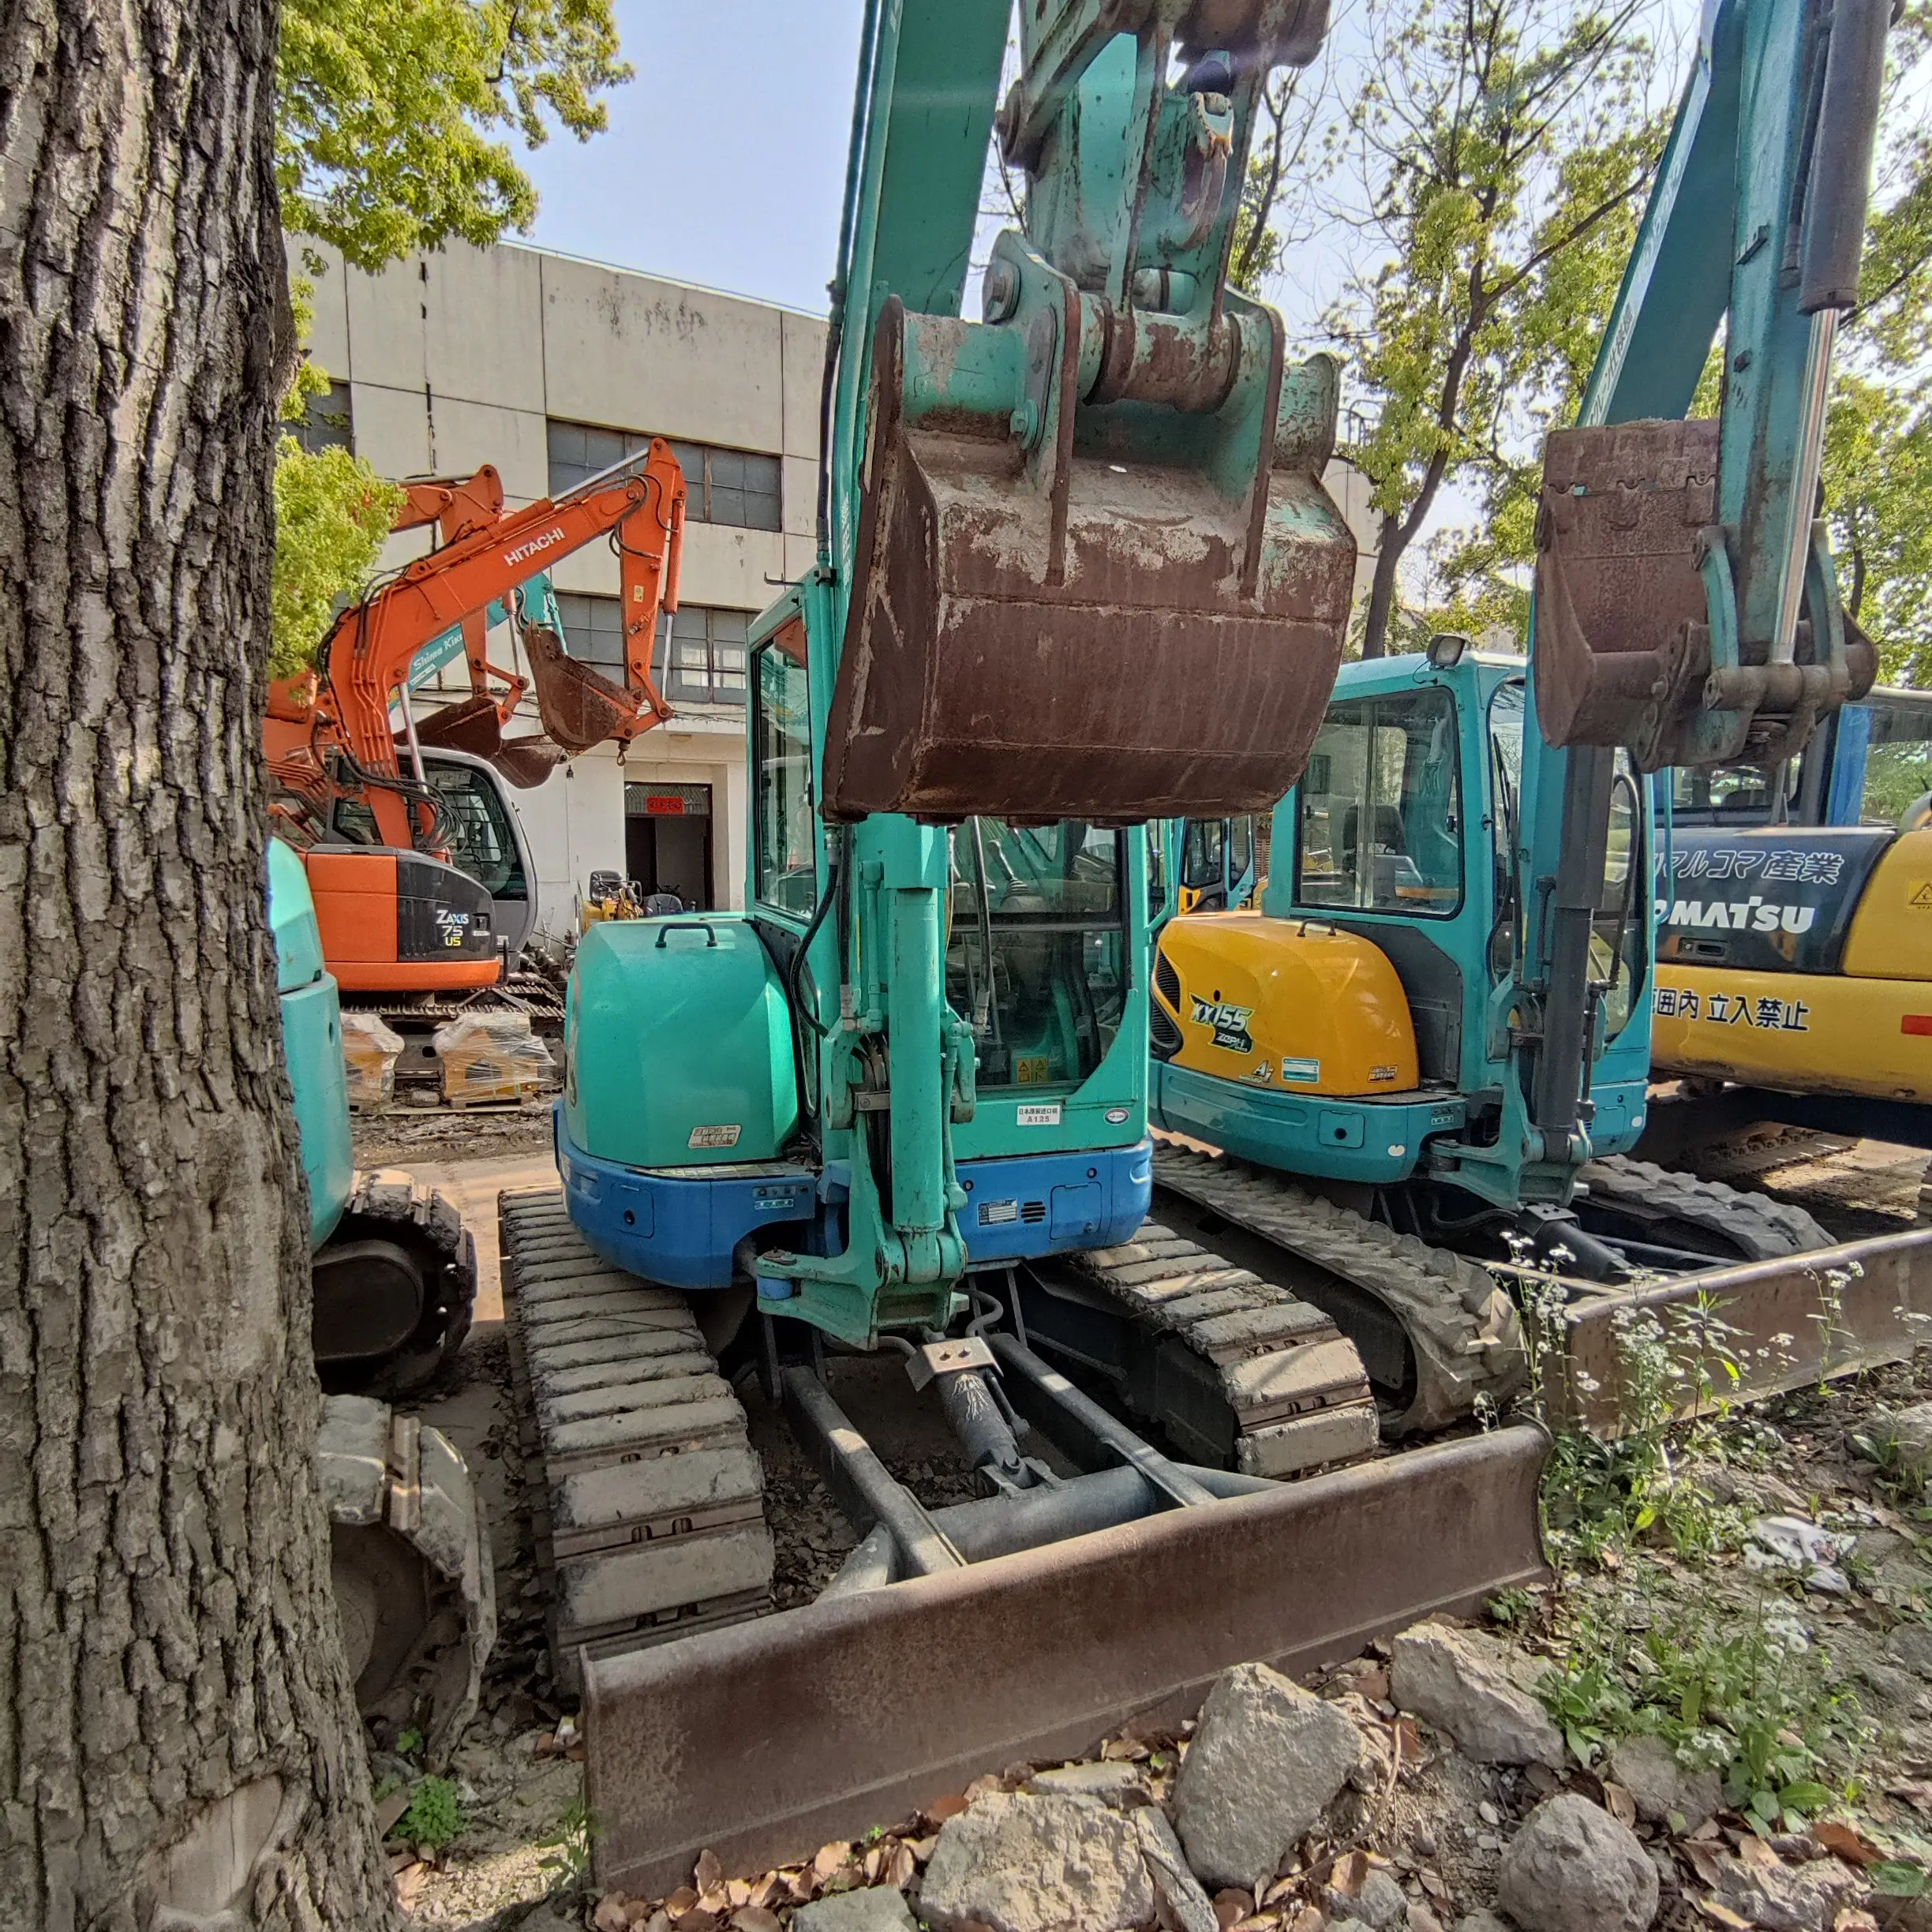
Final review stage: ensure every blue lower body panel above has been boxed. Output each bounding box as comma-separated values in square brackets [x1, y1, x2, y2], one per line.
[558, 1110, 1151, 1294]
[1152, 1061, 1463, 1185]
[957, 1141, 1152, 1265]
[558, 1115, 818, 1291]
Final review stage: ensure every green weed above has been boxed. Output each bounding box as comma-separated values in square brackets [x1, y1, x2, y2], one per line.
[391, 1776, 464, 1852]
[537, 1798, 598, 1887]
[1537, 1593, 1868, 1827]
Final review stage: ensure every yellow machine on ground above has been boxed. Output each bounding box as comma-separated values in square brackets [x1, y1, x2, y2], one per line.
[1649, 687, 1932, 1151]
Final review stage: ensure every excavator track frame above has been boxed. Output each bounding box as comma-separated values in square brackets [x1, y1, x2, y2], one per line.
[316, 1395, 497, 1769]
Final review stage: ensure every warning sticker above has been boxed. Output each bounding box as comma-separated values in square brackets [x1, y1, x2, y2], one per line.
[1911, 882, 1932, 909]
[688, 1124, 743, 1149]
[1017, 1103, 1062, 1127]
[1279, 1058, 1321, 1084]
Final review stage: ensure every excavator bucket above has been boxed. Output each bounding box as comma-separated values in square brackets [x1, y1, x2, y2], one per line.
[410, 693, 566, 788]
[1533, 419, 1720, 764]
[414, 692, 509, 761]
[822, 306, 1357, 825]
[583, 1425, 1549, 1895]
[1534, 421, 1874, 768]
[524, 622, 663, 756]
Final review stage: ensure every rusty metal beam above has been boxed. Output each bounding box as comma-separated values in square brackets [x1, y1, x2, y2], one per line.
[1552, 1227, 1932, 1433]
[583, 1425, 1549, 1896]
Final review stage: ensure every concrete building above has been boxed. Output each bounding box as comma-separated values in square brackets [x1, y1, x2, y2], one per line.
[300, 238, 827, 930]
[298, 237, 1382, 934]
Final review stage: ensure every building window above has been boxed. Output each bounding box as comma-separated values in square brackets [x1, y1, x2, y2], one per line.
[669, 440, 781, 530]
[667, 608, 748, 706]
[554, 593, 747, 708]
[547, 420, 781, 531]
[291, 380, 353, 455]
[554, 591, 627, 673]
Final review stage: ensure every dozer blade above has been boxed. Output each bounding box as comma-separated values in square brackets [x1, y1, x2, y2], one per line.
[822, 305, 1356, 824]
[1552, 1225, 1932, 1434]
[524, 621, 650, 755]
[584, 1425, 1548, 1895]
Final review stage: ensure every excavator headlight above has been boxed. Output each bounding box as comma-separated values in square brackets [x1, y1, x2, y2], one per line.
[1426, 632, 1470, 671]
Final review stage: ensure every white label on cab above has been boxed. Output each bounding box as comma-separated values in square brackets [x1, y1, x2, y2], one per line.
[688, 1124, 743, 1149]
[1016, 1103, 1062, 1127]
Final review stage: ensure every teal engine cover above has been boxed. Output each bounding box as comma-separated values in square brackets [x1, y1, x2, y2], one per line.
[268, 838, 355, 1252]
[564, 916, 799, 1168]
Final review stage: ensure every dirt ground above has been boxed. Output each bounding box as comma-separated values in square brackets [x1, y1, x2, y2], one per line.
[361, 1119, 1932, 1929]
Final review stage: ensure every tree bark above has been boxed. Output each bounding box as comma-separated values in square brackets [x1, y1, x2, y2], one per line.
[0, 0, 399, 1923]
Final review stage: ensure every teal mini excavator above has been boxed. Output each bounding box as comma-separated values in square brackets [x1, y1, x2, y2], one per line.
[271, 841, 494, 1770]
[497, 0, 1556, 1895]
[1142, 0, 1913, 1434]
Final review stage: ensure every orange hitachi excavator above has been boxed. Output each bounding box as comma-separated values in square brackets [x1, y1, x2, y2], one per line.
[265, 440, 687, 997]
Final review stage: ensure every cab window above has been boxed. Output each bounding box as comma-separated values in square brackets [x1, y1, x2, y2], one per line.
[948, 820, 1125, 1091]
[424, 759, 526, 899]
[752, 639, 816, 916]
[1294, 687, 1462, 915]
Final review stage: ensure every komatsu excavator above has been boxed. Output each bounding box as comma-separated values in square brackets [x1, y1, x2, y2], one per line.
[264, 440, 687, 1005]
[492, 0, 1561, 1894]
[1641, 680, 1932, 1155]
[1147, 0, 1930, 1432]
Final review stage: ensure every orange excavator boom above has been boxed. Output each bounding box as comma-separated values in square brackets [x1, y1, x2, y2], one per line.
[269, 439, 687, 852]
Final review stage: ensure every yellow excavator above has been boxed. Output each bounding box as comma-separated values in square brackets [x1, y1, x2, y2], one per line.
[1643, 683, 1932, 1156]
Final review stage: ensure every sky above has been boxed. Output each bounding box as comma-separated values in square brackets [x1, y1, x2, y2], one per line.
[518, 0, 867, 314]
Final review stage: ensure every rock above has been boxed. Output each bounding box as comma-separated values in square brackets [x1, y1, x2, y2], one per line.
[1030, 1760, 1148, 1802]
[919, 1790, 1155, 1932]
[1857, 1657, 1922, 1713]
[1888, 1620, 1932, 1679]
[1326, 1868, 1407, 1929]
[1406, 1907, 1445, 1932]
[792, 1889, 919, 1932]
[1390, 1624, 1565, 1770]
[1133, 1807, 1218, 1932]
[1496, 1794, 1657, 1932]
[1708, 1852, 1863, 1932]
[1605, 1734, 1720, 1831]
[1885, 1402, 1932, 1477]
[1451, 1915, 1512, 1932]
[1173, 1661, 1368, 1891]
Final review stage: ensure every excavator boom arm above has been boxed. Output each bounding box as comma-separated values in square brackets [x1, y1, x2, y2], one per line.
[313, 440, 686, 847]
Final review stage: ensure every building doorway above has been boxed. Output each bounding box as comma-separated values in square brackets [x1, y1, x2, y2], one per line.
[624, 781, 714, 909]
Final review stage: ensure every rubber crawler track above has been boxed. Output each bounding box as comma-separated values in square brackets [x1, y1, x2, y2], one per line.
[1059, 1215, 1383, 1476]
[322, 1170, 479, 1399]
[499, 1188, 773, 1694]
[1582, 1155, 1835, 1261]
[1151, 1146, 1528, 1435]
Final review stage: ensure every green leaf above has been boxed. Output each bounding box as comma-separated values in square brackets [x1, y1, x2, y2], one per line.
[1777, 1781, 1833, 1814]
[1870, 1862, 1929, 1900]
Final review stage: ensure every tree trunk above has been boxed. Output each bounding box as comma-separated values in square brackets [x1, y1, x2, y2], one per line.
[1360, 516, 1406, 659]
[0, 1, 399, 1924]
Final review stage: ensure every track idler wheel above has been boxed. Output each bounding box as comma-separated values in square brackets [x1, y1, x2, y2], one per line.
[316, 1396, 496, 1768]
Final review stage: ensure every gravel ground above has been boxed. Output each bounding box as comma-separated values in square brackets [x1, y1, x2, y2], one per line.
[380, 1127, 1932, 1927]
